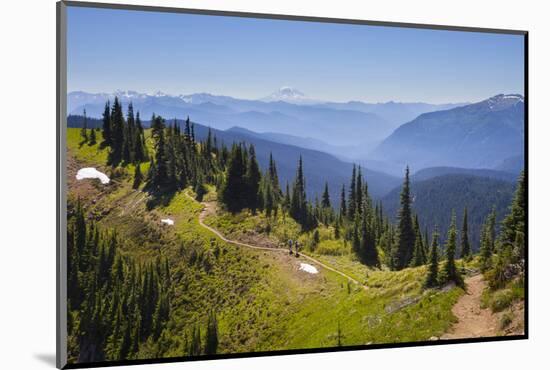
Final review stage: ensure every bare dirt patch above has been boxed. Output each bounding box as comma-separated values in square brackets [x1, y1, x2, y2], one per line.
[441, 274, 498, 339]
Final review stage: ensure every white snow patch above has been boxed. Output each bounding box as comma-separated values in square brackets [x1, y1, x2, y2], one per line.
[299, 263, 319, 274]
[161, 218, 175, 226]
[76, 168, 110, 184]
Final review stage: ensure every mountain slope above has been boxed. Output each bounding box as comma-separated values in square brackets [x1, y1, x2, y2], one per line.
[412, 166, 518, 183]
[192, 124, 401, 201]
[372, 94, 525, 169]
[321, 101, 466, 129]
[382, 174, 515, 251]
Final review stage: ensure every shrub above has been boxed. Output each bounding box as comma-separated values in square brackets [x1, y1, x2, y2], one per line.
[500, 312, 513, 330]
[489, 289, 515, 312]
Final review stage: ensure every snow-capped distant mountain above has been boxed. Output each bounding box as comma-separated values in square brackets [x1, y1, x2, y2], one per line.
[261, 87, 324, 105]
[67, 88, 471, 149]
[372, 94, 525, 169]
[485, 94, 524, 111]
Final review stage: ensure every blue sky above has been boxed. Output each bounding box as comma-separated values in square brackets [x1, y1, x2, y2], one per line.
[67, 6, 524, 104]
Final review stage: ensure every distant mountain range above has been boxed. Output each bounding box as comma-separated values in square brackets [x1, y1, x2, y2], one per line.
[190, 121, 402, 203]
[372, 94, 525, 170]
[68, 90, 525, 196]
[67, 89, 464, 148]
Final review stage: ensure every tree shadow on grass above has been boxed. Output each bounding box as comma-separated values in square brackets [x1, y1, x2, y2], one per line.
[145, 186, 178, 210]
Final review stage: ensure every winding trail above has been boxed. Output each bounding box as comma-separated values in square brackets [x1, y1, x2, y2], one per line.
[441, 274, 498, 339]
[185, 193, 368, 290]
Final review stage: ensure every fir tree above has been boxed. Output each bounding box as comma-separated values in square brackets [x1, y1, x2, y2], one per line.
[479, 219, 493, 272]
[89, 125, 97, 145]
[122, 103, 135, 163]
[424, 227, 440, 288]
[394, 166, 415, 270]
[284, 182, 291, 213]
[410, 215, 426, 266]
[150, 115, 168, 187]
[348, 165, 357, 219]
[101, 101, 111, 145]
[184, 116, 191, 140]
[205, 311, 219, 355]
[361, 212, 379, 267]
[356, 166, 363, 215]
[321, 182, 331, 208]
[80, 109, 88, 142]
[439, 211, 463, 287]
[220, 144, 247, 212]
[245, 145, 261, 212]
[460, 207, 471, 259]
[500, 171, 526, 262]
[340, 184, 347, 218]
[109, 97, 125, 164]
[133, 111, 146, 162]
[290, 156, 308, 226]
[268, 152, 281, 196]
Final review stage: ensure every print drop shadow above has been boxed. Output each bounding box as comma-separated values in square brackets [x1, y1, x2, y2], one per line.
[33, 353, 56, 367]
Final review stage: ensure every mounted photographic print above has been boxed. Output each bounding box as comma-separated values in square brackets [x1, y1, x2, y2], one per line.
[56, 1, 528, 368]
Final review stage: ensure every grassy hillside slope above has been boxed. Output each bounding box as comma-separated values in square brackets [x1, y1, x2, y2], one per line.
[67, 128, 465, 362]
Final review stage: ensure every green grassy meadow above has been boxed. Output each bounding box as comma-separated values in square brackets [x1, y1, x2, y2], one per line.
[67, 127, 465, 359]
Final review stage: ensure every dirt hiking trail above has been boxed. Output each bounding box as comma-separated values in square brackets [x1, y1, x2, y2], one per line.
[187, 193, 368, 290]
[441, 274, 498, 339]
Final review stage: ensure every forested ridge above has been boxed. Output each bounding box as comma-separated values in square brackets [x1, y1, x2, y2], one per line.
[67, 98, 526, 363]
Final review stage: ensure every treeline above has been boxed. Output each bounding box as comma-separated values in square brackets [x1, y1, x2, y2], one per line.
[145, 115, 225, 197]
[218, 142, 318, 228]
[100, 97, 149, 165]
[480, 171, 526, 290]
[67, 199, 172, 362]
[67, 199, 222, 363]
[424, 171, 525, 289]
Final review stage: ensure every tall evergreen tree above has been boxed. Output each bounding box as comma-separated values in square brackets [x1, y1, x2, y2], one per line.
[500, 171, 526, 261]
[89, 125, 97, 145]
[361, 212, 379, 267]
[150, 115, 168, 187]
[109, 97, 125, 164]
[410, 215, 425, 266]
[220, 144, 247, 212]
[479, 217, 494, 272]
[268, 152, 281, 196]
[290, 156, 308, 226]
[321, 182, 331, 208]
[460, 207, 471, 259]
[245, 145, 261, 212]
[122, 103, 135, 163]
[80, 109, 88, 142]
[394, 166, 415, 270]
[424, 227, 440, 288]
[102, 101, 112, 145]
[205, 311, 219, 355]
[133, 111, 147, 162]
[356, 166, 363, 215]
[348, 165, 357, 218]
[340, 184, 347, 218]
[439, 211, 463, 286]
[184, 116, 191, 139]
